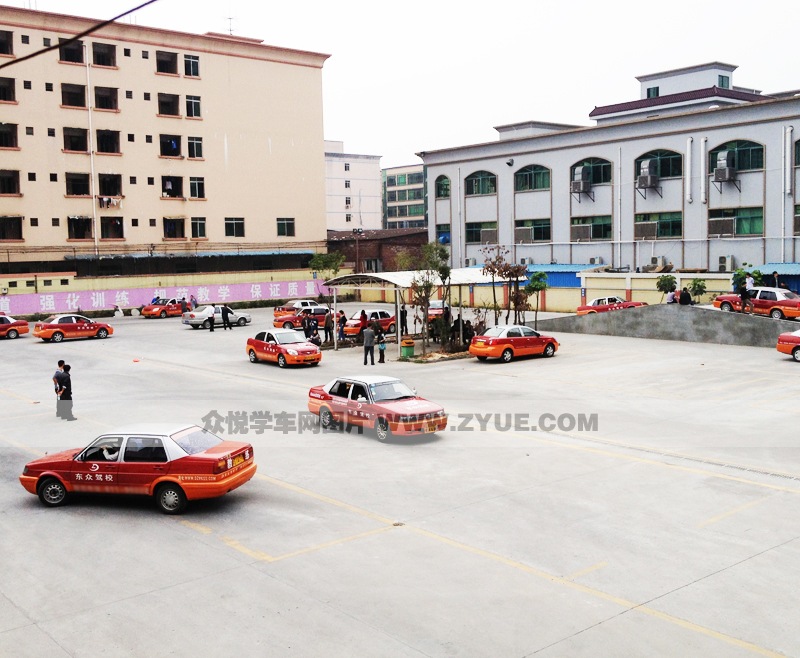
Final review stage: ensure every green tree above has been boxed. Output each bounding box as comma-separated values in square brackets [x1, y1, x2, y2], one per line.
[481, 245, 508, 325]
[656, 274, 677, 301]
[401, 242, 451, 356]
[732, 264, 763, 292]
[688, 278, 707, 303]
[524, 272, 548, 330]
[309, 251, 345, 307]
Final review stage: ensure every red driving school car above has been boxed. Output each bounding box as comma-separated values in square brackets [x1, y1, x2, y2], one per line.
[141, 297, 185, 318]
[576, 296, 647, 315]
[19, 424, 256, 514]
[0, 313, 29, 339]
[247, 329, 321, 367]
[32, 314, 114, 342]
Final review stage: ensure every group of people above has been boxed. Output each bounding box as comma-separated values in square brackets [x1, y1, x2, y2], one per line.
[52, 360, 76, 421]
[665, 287, 695, 306]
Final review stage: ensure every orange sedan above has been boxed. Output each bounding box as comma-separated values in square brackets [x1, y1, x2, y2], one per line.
[469, 324, 559, 363]
[0, 313, 29, 339]
[343, 310, 396, 336]
[141, 297, 184, 318]
[776, 330, 800, 362]
[32, 314, 114, 342]
[246, 329, 321, 367]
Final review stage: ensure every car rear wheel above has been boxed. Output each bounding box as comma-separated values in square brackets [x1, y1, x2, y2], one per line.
[51, 332, 64, 343]
[159, 310, 167, 319]
[793, 347, 800, 363]
[96, 328, 109, 339]
[720, 302, 733, 312]
[283, 321, 294, 329]
[543, 343, 556, 357]
[770, 309, 785, 320]
[501, 348, 513, 363]
[376, 417, 391, 442]
[202, 319, 211, 330]
[277, 354, 287, 368]
[7, 329, 18, 339]
[155, 483, 187, 514]
[319, 407, 335, 429]
[237, 317, 247, 326]
[387, 323, 396, 334]
[38, 477, 67, 507]
[248, 349, 258, 363]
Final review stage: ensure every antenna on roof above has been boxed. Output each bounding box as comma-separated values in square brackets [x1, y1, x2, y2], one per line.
[227, 17, 234, 35]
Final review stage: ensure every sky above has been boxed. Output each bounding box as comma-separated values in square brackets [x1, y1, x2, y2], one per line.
[7, 0, 800, 168]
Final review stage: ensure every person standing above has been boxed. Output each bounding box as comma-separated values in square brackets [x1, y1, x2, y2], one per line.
[53, 360, 65, 418]
[301, 310, 312, 338]
[190, 294, 198, 310]
[337, 310, 347, 342]
[208, 307, 215, 332]
[362, 325, 375, 365]
[324, 311, 334, 344]
[221, 305, 233, 330]
[773, 271, 780, 288]
[57, 364, 76, 420]
[378, 332, 386, 363]
[180, 297, 188, 313]
[359, 309, 368, 340]
[400, 305, 408, 335]
[741, 273, 755, 313]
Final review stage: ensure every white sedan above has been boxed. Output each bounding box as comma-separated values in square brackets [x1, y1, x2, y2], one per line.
[182, 305, 252, 329]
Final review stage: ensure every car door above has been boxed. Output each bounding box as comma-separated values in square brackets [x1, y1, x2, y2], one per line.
[505, 327, 524, 353]
[752, 289, 774, 315]
[347, 383, 372, 429]
[117, 436, 170, 494]
[71, 436, 122, 492]
[264, 332, 280, 362]
[520, 326, 543, 354]
[75, 315, 96, 338]
[327, 379, 351, 423]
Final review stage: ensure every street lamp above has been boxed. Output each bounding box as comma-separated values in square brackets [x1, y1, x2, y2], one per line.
[352, 227, 363, 274]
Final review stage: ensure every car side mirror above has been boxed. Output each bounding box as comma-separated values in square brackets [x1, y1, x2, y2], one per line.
[268, 340, 276, 345]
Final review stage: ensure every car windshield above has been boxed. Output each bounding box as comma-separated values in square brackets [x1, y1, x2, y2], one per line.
[479, 326, 504, 337]
[275, 331, 306, 345]
[370, 380, 415, 402]
[171, 427, 222, 455]
[782, 290, 800, 300]
[155, 298, 168, 305]
[430, 301, 445, 309]
[195, 305, 213, 314]
[42, 316, 58, 323]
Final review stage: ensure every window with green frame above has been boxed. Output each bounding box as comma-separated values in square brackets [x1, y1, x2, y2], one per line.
[386, 175, 396, 187]
[571, 158, 612, 185]
[571, 215, 612, 240]
[635, 212, 682, 238]
[515, 218, 551, 241]
[407, 204, 424, 216]
[465, 221, 497, 243]
[408, 188, 424, 200]
[708, 207, 763, 235]
[465, 170, 497, 196]
[634, 150, 682, 178]
[708, 140, 764, 171]
[435, 175, 450, 198]
[407, 172, 424, 185]
[397, 189, 407, 201]
[436, 224, 450, 241]
[397, 174, 407, 186]
[514, 165, 550, 192]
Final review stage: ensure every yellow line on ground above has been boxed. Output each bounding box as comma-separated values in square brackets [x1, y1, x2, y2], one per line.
[220, 535, 274, 561]
[269, 526, 394, 563]
[179, 520, 214, 535]
[698, 496, 773, 528]
[0, 387, 40, 403]
[565, 561, 608, 580]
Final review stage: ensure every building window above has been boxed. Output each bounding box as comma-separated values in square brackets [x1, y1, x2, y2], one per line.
[344, 162, 350, 171]
[397, 174, 407, 186]
[0, 76, 15, 102]
[58, 38, 84, 64]
[191, 216, 206, 238]
[388, 191, 396, 202]
[163, 217, 185, 238]
[159, 134, 181, 157]
[408, 204, 425, 216]
[709, 207, 763, 235]
[646, 86, 659, 99]
[61, 83, 86, 108]
[345, 213, 352, 222]
[225, 217, 245, 237]
[718, 75, 730, 89]
[147, 177, 155, 186]
[131, 218, 138, 227]
[67, 216, 93, 239]
[276, 217, 295, 237]
[43, 38, 50, 47]
[45, 82, 53, 92]
[0, 30, 13, 55]
[436, 224, 451, 243]
[144, 92, 151, 101]
[635, 212, 683, 238]
[130, 176, 136, 184]
[149, 218, 156, 226]
[188, 137, 203, 158]
[100, 217, 124, 239]
[184, 54, 200, 77]
[571, 215, 612, 240]
[408, 189, 424, 201]
[50, 174, 57, 182]
[397, 190, 407, 201]
[29, 217, 38, 227]
[25, 126, 33, 136]
[65, 173, 90, 196]
[0, 216, 22, 240]
[156, 50, 178, 74]
[96, 130, 120, 154]
[124, 48, 131, 57]
[0, 123, 17, 148]
[52, 217, 59, 226]
[635, 150, 683, 178]
[23, 80, 31, 90]
[0, 170, 20, 194]
[465, 221, 497, 243]
[63, 127, 88, 151]
[92, 43, 116, 67]
[47, 128, 55, 137]
[345, 196, 351, 206]
[407, 172, 424, 185]
[125, 90, 133, 100]
[186, 95, 201, 118]
[127, 134, 134, 142]
[27, 172, 35, 181]
[145, 135, 153, 144]
[465, 170, 497, 196]
[514, 165, 551, 191]
[98, 174, 122, 196]
[386, 175, 396, 187]
[157, 93, 180, 116]
[435, 175, 450, 199]
[142, 51, 149, 59]
[571, 158, 612, 185]
[708, 140, 764, 172]
[344, 180, 351, 188]
[189, 177, 205, 199]
[161, 176, 182, 198]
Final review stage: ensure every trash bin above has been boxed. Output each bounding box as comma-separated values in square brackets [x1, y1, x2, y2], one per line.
[401, 338, 415, 358]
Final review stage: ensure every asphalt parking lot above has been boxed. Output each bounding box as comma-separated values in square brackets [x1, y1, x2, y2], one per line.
[1, 305, 799, 657]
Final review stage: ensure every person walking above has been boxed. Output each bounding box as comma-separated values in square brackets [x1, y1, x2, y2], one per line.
[208, 307, 215, 332]
[741, 273, 755, 314]
[400, 305, 409, 335]
[337, 310, 347, 342]
[180, 297, 188, 313]
[221, 305, 233, 330]
[378, 332, 386, 363]
[190, 294, 198, 310]
[324, 311, 334, 344]
[301, 310, 313, 338]
[57, 364, 76, 420]
[358, 309, 368, 340]
[362, 325, 376, 365]
[53, 360, 65, 418]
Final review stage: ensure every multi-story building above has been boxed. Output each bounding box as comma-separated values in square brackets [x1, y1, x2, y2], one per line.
[420, 62, 800, 272]
[383, 164, 425, 229]
[324, 141, 382, 230]
[0, 6, 329, 275]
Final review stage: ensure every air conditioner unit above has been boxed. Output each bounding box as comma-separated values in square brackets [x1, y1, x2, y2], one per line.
[464, 257, 477, 267]
[650, 256, 666, 267]
[718, 255, 734, 272]
[588, 256, 603, 265]
[639, 158, 659, 177]
[571, 180, 591, 194]
[520, 258, 527, 265]
[637, 175, 659, 189]
[571, 166, 591, 194]
[714, 167, 737, 182]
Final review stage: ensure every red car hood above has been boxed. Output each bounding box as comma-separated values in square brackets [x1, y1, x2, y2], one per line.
[26, 448, 81, 467]
[377, 398, 444, 415]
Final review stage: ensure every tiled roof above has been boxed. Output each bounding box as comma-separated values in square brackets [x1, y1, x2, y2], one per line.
[589, 87, 768, 118]
[327, 228, 428, 241]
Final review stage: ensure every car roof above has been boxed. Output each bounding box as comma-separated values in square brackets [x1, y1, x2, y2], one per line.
[493, 325, 534, 330]
[334, 375, 401, 385]
[97, 423, 199, 437]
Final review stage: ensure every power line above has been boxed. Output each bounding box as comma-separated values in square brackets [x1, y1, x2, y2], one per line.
[0, 0, 162, 71]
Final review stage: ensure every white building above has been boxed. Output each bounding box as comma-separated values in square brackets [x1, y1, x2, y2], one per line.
[420, 62, 800, 272]
[324, 141, 382, 231]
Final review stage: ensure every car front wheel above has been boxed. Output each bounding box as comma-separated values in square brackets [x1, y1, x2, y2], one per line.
[237, 317, 247, 326]
[543, 343, 556, 357]
[277, 354, 287, 368]
[283, 322, 294, 329]
[793, 347, 800, 363]
[159, 310, 167, 319]
[7, 329, 18, 339]
[501, 348, 513, 363]
[248, 349, 258, 363]
[376, 417, 391, 442]
[38, 477, 68, 507]
[96, 328, 109, 339]
[720, 302, 733, 312]
[156, 483, 187, 514]
[51, 332, 64, 343]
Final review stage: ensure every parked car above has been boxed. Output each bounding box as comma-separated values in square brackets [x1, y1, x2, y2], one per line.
[182, 305, 252, 329]
[576, 296, 648, 315]
[273, 300, 320, 317]
[713, 287, 800, 319]
[273, 305, 329, 330]
[776, 330, 800, 361]
[247, 329, 321, 367]
[343, 310, 396, 336]
[32, 314, 114, 342]
[0, 313, 29, 339]
[469, 325, 559, 362]
[141, 297, 185, 318]
[18, 424, 256, 514]
[307, 375, 447, 442]
[427, 300, 451, 322]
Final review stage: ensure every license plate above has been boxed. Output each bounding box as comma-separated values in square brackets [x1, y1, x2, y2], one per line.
[232, 454, 244, 467]
[426, 423, 437, 432]
[305, 356, 317, 361]
[475, 340, 484, 345]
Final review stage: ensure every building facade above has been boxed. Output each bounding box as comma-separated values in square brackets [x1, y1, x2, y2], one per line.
[420, 63, 800, 272]
[383, 164, 425, 229]
[0, 6, 329, 274]
[324, 141, 382, 231]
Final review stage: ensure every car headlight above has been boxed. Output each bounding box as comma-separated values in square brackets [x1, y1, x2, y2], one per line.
[287, 349, 298, 356]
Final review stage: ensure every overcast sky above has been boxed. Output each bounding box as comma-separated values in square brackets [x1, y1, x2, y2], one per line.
[8, 0, 800, 168]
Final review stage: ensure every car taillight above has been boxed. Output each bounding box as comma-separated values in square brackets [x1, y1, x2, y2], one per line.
[214, 458, 228, 474]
